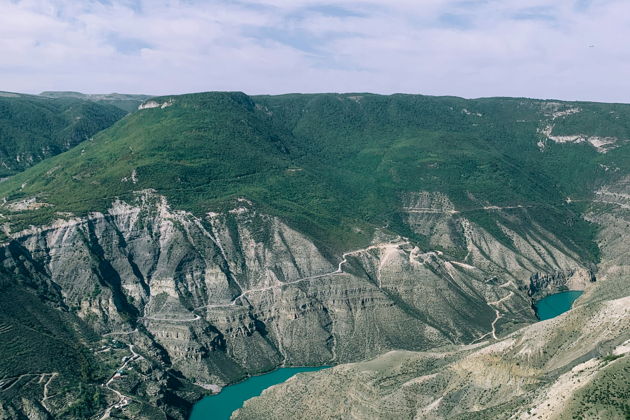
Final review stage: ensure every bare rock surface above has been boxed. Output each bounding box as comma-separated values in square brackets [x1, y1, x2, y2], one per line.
[0, 189, 601, 418]
[229, 179, 630, 419]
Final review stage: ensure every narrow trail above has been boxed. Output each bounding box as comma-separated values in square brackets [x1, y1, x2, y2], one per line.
[0, 372, 58, 413]
[142, 314, 201, 322]
[471, 288, 516, 343]
[593, 198, 630, 210]
[103, 329, 138, 337]
[450, 261, 477, 270]
[488, 291, 515, 340]
[98, 344, 143, 420]
[402, 204, 533, 214]
[486, 290, 515, 307]
[192, 241, 409, 313]
[40, 372, 58, 413]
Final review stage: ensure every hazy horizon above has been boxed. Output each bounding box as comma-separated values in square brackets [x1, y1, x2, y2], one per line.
[2, 0, 629, 103]
[5, 89, 629, 105]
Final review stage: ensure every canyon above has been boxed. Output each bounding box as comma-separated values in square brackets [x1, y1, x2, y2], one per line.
[0, 92, 627, 419]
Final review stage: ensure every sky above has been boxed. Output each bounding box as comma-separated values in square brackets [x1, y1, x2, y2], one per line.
[1, 0, 629, 102]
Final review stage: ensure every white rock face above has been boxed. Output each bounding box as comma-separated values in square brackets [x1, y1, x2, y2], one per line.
[0, 189, 585, 389]
[0, 188, 599, 414]
[138, 99, 173, 110]
[232, 295, 630, 420]
[540, 124, 622, 153]
[4, 197, 51, 211]
[232, 179, 630, 420]
[538, 105, 626, 153]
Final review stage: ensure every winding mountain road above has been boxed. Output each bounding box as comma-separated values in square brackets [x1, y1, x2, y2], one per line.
[98, 344, 142, 420]
[193, 241, 409, 313]
[40, 372, 58, 413]
[470, 287, 516, 343]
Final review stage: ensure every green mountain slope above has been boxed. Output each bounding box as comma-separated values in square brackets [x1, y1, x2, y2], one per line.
[0, 278, 105, 418]
[39, 91, 152, 113]
[0, 91, 629, 419]
[2, 92, 628, 255]
[0, 92, 127, 177]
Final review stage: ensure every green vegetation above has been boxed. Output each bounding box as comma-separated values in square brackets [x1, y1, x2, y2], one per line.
[602, 353, 625, 363]
[0, 278, 103, 380]
[0, 275, 112, 418]
[59, 383, 106, 418]
[39, 91, 152, 113]
[1, 92, 629, 257]
[0, 92, 126, 176]
[561, 355, 630, 420]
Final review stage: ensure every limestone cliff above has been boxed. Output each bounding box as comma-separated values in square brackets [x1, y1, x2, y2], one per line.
[233, 297, 629, 420]
[0, 189, 594, 418]
[226, 179, 630, 420]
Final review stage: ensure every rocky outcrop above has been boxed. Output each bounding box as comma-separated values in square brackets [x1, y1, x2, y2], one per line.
[402, 192, 587, 287]
[582, 176, 630, 306]
[0, 193, 498, 375]
[233, 296, 630, 420]
[528, 268, 595, 299]
[0, 190, 595, 418]
[231, 181, 630, 420]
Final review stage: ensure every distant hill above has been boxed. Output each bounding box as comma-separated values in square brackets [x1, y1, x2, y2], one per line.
[2, 91, 628, 254]
[39, 91, 152, 113]
[0, 92, 126, 177]
[0, 91, 629, 419]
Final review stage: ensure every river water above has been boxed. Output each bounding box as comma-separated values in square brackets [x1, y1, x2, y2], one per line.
[535, 290, 583, 321]
[190, 290, 583, 418]
[189, 366, 328, 420]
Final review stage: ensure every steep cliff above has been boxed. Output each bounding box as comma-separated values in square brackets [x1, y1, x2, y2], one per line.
[0, 190, 594, 419]
[227, 177, 630, 420]
[0, 92, 628, 419]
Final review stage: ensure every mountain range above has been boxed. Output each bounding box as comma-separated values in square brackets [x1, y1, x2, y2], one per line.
[0, 91, 627, 419]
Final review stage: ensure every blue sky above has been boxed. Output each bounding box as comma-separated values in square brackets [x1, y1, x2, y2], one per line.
[0, 0, 629, 102]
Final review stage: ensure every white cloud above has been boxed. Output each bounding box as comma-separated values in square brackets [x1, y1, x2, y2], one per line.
[0, 0, 628, 102]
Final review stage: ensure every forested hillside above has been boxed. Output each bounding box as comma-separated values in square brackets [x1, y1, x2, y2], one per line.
[0, 92, 628, 419]
[2, 92, 629, 255]
[0, 92, 126, 177]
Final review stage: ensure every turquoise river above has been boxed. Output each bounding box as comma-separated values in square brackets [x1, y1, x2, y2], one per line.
[190, 291, 583, 419]
[535, 290, 584, 321]
[189, 367, 328, 420]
